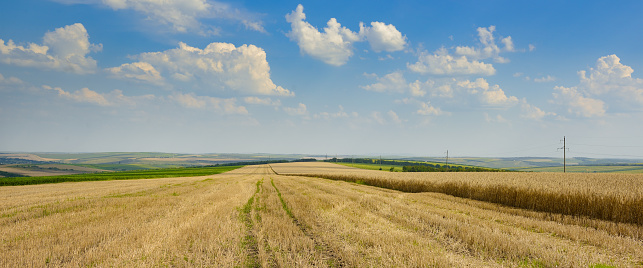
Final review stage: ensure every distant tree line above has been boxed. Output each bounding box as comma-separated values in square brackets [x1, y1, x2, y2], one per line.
[324, 158, 508, 172]
[0, 171, 27, 178]
[0, 157, 51, 165]
[206, 158, 318, 167]
[402, 165, 507, 172]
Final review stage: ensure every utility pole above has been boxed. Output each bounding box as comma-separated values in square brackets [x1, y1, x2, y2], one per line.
[558, 136, 569, 173]
[445, 150, 449, 170]
[379, 155, 382, 170]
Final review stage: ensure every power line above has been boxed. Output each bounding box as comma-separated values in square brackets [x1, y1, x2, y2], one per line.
[557, 136, 569, 173]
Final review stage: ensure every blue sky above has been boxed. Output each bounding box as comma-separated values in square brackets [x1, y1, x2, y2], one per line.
[1, 0, 643, 158]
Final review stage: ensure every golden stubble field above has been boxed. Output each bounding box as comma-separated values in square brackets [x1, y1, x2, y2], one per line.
[1, 162, 642, 267]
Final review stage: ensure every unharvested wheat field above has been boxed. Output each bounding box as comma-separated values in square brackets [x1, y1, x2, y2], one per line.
[2, 163, 643, 267]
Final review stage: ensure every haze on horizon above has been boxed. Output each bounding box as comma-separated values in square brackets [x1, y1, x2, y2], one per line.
[1, 1, 642, 159]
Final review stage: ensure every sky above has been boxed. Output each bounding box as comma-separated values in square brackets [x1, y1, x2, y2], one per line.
[1, 0, 643, 158]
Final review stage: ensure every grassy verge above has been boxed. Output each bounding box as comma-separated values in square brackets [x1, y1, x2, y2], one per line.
[0, 166, 242, 186]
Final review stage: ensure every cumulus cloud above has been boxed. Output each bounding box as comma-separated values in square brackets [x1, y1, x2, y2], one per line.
[285, 4, 360, 66]
[283, 103, 308, 116]
[551, 54, 643, 117]
[408, 80, 430, 97]
[406, 26, 518, 76]
[360, 71, 407, 93]
[455, 26, 514, 63]
[362, 71, 454, 97]
[388, 110, 403, 124]
[456, 77, 489, 93]
[520, 100, 555, 121]
[359, 22, 406, 52]
[371, 111, 386, 124]
[455, 78, 518, 107]
[106, 62, 163, 85]
[362, 72, 517, 108]
[552, 86, 606, 117]
[243, 96, 281, 106]
[534, 75, 556, 83]
[578, 55, 643, 103]
[415, 80, 453, 98]
[42, 85, 153, 106]
[480, 84, 519, 106]
[285, 4, 406, 66]
[0, 23, 100, 74]
[169, 92, 248, 114]
[109, 42, 292, 96]
[416, 102, 444, 116]
[0, 73, 23, 85]
[407, 47, 496, 76]
[314, 105, 349, 120]
[55, 0, 264, 35]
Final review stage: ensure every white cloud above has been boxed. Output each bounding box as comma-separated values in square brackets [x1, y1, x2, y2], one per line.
[0, 23, 100, 74]
[481, 84, 519, 106]
[578, 55, 643, 103]
[529, 44, 536, 52]
[416, 102, 444, 116]
[455, 78, 517, 107]
[551, 55, 643, 117]
[283, 103, 308, 116]
[359, 22, 406, 52]
[388, 110, 402, 124]
[407, 47, 496, 76]
[58, 0, 264, 35]
[43, 85, 152, 106]
[552, 86, 606, 117]
[362, 72, 517, 108]
[0, 73, 23, 85]
[243, 96, 281, 106]
[314, 105, 349, 120]
[361, 71, 407, 93]
[454, 26, 515, 63]
[109, 42, 292, 96]
[242, 20, 266, 33]
[169, 92, 248, 114]
[371, 111, 386, 124]
[408, 80, 429, 97]
[285, 4, 360, 66]
[501, 36, 515, 52]
[106, 62, 163, 85]
[534, 75, 556, 83]
[456, 77, 489, 93]
[520, 100, 555, 121]
[285, 5, 406, 66]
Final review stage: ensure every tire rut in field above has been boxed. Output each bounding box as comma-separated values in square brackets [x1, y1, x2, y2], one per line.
[270, 178, 346, 267]
[239, 178, 262, 268]
[254, 177, 277, 268]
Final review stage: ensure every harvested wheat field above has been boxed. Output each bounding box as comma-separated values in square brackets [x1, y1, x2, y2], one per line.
[2, 163, 643, 267]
